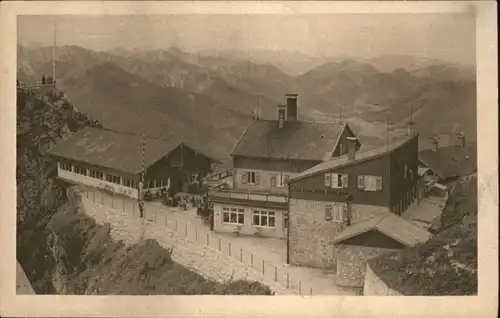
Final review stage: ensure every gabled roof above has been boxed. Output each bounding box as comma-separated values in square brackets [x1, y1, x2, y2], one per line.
[331, 212, 432, 247]
[290, 135, 417, 182]
[230, 120, 354, 161]
[49, 127, 219, 174]
[418, 143, 477, 180]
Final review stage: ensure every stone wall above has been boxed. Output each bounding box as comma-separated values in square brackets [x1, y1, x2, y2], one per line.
[363, 262, 402, 295]
[289, 198, 389, 269]
[336, 245, 396, 288]
[71, 187, 290, 294]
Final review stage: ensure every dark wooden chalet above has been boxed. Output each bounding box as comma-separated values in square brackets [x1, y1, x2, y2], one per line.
[49, 126, 220, 198]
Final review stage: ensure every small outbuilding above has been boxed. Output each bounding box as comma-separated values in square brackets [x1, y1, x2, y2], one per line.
[331, 212, 432, 288]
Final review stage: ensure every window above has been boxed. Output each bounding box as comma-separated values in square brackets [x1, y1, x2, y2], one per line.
[252, 210, 276, 228]
[284, 215, 289, 230]
[324, 173, 348, 189]
[60, 162, 72, 171]
[271, 173, 289, 188]
[89, 169, 104, 180]
[124, 179, 137, 188]
[241, 171, 259, 185]
[74, 166, 87, 176]
[325, 204, 344, 221]
[357, 175, 383, 191]
[106, 173, 121, 185]
[222, 207, 245, 225]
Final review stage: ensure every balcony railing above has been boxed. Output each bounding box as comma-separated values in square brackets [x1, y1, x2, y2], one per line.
[208, 188, 287, 204]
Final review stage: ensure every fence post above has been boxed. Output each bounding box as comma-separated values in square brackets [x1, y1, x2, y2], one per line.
[218, 238, 221, 251]
[240, 248, 243, 262]
[101, 194, 104, 205]
[154, 210, 157, 223]
[229, 242, 231, 257]
[262, 260, 265, 274]
[111, 198, 114, 209]
[251, 253, 254, 267]
[185, 222, 188, 236]
[175, 220, 178, 231]
[286, 273, 289, 288]
[93, 191, 95, 202]
[206, 233, 209, 246]
[164, 214, 167, 226]
[274, 266, 277, 282]
[195, 228, 198, 241]
[310, 288, 313, 296]
[299, 281, 302, 295]
[123, 201, 125, 213]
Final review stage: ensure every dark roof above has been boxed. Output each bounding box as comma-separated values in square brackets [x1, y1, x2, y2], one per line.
[230, 120, 352, 161]
[418, 143, 477, 180]
[49, 127, 219, 174]
[331, 212, 432, 247]
[290, 135, 417, 182]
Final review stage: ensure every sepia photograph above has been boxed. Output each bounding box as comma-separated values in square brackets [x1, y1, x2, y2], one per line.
[1, 1, 498, 318]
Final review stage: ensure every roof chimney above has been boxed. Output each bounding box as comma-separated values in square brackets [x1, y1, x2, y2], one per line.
[432, 137, 439, 152]
[346, 136, 358, 161]
[458, 132, 466, 148]
[277, 105, 286, 129]
[286, 94, 299, 121]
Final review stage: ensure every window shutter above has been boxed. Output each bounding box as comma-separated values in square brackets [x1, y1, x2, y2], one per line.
[255, 172, 260, 184]
[324, 173, 331, 187]
[357, 175, 364, 189]
[270, 175, 277, 187]
[342, 174, 349, 188]
[375, 176, 383, 190]
[240, 172, 248, 184]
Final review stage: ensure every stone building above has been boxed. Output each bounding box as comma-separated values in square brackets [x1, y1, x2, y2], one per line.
[287, 134, 420, 268]
[208, 93, 360, 239]
[331, 212, 432, 287]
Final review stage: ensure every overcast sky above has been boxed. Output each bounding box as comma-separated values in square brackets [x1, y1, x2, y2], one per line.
[18, 14, 475, 65]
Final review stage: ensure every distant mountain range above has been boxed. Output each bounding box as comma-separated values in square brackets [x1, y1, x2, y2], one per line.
[17, 44, 477, 160]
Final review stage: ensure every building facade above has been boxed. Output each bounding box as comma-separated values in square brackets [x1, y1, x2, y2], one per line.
[208, 93, 361, 239]
[287, 135, 419, 268]
[50, 127, 219, 199]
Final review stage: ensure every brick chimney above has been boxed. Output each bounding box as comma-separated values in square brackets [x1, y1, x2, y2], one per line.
[346, 136, 358, 161]
[432, 137, 439, 152]
[458, 132, 466, 148]
[277, 105, 286, 128]
[286, 94, 299, 121]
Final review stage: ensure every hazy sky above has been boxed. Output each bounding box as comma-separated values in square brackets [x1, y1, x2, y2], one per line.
[18, 14, 476, 64]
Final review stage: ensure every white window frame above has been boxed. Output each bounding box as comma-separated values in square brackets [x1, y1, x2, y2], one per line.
[252, 210, 276, 228]
[106, 173, 121, 185]
[60, 162, 72, 171]
[222, 207, 245, 225]
[357, 175, 383, 191]
[271, 173, 289, 188]
[325, 203, 344, 222]
[241, 171, 259, 185]
[74, 165, 87, 176]
[325, 173, 348, 189]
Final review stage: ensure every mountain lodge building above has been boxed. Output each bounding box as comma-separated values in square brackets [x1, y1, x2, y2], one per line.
[287, 134, 420, 268]
[49, 126, 220, 198]
[208, 94, 361, 238]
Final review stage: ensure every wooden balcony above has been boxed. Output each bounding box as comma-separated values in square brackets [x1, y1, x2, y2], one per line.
[208, 188, 288, 209]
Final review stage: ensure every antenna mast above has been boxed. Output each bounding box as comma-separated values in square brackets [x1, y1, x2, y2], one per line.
[52, 18, 57, 84]
[386, 117, 391, 151]
[339, 105, 343, 124]
[138, 132, 146, 218]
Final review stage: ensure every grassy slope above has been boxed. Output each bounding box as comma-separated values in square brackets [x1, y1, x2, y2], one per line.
[368, 176, 478, 295]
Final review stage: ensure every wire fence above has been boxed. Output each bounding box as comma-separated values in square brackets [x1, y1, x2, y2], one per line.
[83, 189, 315, 296]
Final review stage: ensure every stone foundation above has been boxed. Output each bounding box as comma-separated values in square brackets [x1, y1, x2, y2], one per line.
[363, 263, 402, 295]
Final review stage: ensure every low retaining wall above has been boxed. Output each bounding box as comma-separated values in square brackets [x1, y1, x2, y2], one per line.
[69, 187, 289, 294]
[363, 263, 402, 296]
